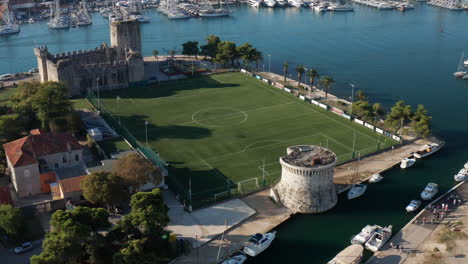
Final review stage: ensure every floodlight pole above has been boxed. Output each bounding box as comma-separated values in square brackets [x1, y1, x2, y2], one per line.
[262, 64, 265, 73]
[117, 96, 121, 127]
[350, 83, 355, 116]
[268, 54, 271, 73]
[352, 131, 356, 159]
[145, 120, 149, 148]
[96, 77, 100, 112]
[262, 159, 266, 187]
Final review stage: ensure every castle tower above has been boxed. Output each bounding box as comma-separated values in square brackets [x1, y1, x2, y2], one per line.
[273, 145, 337, 213]
[34, 46, 50, 82]
[110, 19, 142, 54]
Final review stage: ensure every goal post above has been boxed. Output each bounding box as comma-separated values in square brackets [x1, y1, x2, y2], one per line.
[237, 177, 259, 193]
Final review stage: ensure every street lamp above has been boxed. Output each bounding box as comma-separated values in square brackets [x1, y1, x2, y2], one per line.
[117, 96, 121, 127]
[96, 77, 100, 112]
[349, 83, 355, 115]
[145, 121, 149, 148]
[262, 64, 265, 72]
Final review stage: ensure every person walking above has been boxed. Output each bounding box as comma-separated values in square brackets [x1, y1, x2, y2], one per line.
[422, 217, 426, 225]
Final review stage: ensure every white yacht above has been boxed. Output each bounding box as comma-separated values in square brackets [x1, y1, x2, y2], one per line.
[263, 0, 277, 7]
[328, 244, 364, 264]
[351, 225, 380, 245]
[368, 173, 383, 183]
[464, 162, 468, 169]
[454, 51, 467, 78]
[405, 200, 421, 212]
[329, 4, 354, 11]
[242, 231, 276, 257]
[377, 3, 394, 9]
[221, 254, 247, 264]
[421, 182, 438, 200]
[199, 9, 231, 17]
[288, 0, 304, 7]
[365, 225, 392, 252]
[348, 184, 367, 199]
[400, 157, 416, 169]
[248, 0, 262, 7]
[167, 12, 191, 19]
[0, 0, 20, 35]
[454, 168, 468, 182]
[276, 0, 288, 7]
[464, 59, 468, 68]
[314, 3, 328, 12]
[413, 143, 442, 159]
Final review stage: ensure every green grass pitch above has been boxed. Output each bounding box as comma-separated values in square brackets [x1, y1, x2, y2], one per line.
[98, 72, 398, 207]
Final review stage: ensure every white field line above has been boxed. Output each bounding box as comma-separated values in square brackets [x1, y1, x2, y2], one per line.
[207, 133, 323, 161]
[322, 134, 353, 151]
[238, 74, 381, 144]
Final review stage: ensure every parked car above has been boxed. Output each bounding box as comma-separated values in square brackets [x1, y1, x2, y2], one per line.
[29, 68, 39, 73]
[14, 242, 33, 254]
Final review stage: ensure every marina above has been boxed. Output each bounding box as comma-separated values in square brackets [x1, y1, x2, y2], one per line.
[0, 3, 468, 264]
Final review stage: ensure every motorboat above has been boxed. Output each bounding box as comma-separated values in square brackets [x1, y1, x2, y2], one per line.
[347, 184, 367, 199]
[199, 9, 231, 17]
[421, 182, 438, 200]
[465, 162, 468, 169]
[275, 0, 288, 7]
[368, 173, 383, 183]
[167, 12, 191, 19]
[314, 4, 328, 12]
[328, 4, 354, 11]
[263, 0, 277, 7]
[328, 244, 364, 264]
[221, 254, 247, 264]
[365, 225, 392, 252]
[454, 168, 468, 182]
[413, 143, 442, 159]
[454, 52, 467, 78]
[287, 0, 304, 7]
[248, 0, 262, 7]
[400, 157, 416, 169]
[350, 225, 380, 245]
[405, 200, 421, 212]
[242, 231, 276, 257]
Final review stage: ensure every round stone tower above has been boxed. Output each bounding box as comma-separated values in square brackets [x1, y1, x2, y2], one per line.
[273, 145, 337, 213]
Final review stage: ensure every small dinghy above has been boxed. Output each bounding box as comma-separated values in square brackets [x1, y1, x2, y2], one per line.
[348, 184, 367, 199]
[368, 173, 383, 183]
[351, 225, 380, 245]
[454, 168, 468, 182]
[421, 183, 438, 200]
[221, 254, 247, 264]
[400, 158, 416, 169]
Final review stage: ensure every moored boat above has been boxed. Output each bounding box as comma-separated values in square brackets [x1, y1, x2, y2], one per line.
[400, 157, 416, 169]
[368, 173, 383, 183]
[242, 231, 276, 257]
[348, 184, 367, 199]
[263, 0, 277, 7]
[221, 254, 247, 264]
[328, 244, 364, 264]
[413, 143, 442, 159]
[454, 168, 468, 182]
[350, 225, 380, 245]
[421, 182, 438, 200]
[454, 51, 467, 78]
[199, 9, 231, 17]
[364, 225, 392, 252]
[405, 200, 421, 212]
[248, 0, 262, 8]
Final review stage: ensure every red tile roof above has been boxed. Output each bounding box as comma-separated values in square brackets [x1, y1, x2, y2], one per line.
[59, 175, 86, 194]
[3, 131, 82, 168]
[30, 129, 47, 135]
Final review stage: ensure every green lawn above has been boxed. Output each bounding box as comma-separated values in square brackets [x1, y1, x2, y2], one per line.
[98, 137, 132, 157]
[0, 86, 18, 106]
[97, 72, 398, 207]
[71, 99, 93, 110]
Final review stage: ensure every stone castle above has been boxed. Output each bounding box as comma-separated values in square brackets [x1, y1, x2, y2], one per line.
[34, 20, 145, 96]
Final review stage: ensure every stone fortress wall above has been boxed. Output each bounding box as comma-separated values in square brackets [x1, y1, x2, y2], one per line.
[34, 19, 144, 96]
[274, 145, 338, 214]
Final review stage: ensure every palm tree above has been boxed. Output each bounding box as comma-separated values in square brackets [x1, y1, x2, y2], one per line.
[307, 69, 319, 87]
[320, 76, 335, 98]
[169, 49, 176, 58]
[295, 65, 306, 86]
[152, 49, 159, 60]
[283, 61, 289, 82]
[252, 50, 263, 72]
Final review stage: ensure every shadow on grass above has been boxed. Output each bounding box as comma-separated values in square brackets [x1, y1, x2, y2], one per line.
[99, 74, 240, 100]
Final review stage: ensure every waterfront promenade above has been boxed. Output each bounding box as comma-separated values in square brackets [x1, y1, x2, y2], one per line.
[366, 180, 468, 264]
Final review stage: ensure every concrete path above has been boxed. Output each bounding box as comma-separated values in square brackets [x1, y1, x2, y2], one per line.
[366, 181, 467, 264]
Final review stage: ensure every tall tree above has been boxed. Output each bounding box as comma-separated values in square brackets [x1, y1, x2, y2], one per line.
[31, 82, 72, 128]
[384, 100, 412, 133]
[30, 207, 111, 264]
[152, 49, 159, 59]
[352, 100, 373, 121]
[411, 104, 431, 138]
[181, 41, 199, 59]
[81, 171, 129, 210]
[251, 49, 263, 72]
[355, 90, 367, 101]
[283, 61, 289, 82]
[319, 76, 335, 98]
[10, 81, 40, 122]
[0, 204, 23, 239]
[307, 68, 319, 87]
[114, 153, 161, 192]
[215, 41, 238, 66]
[236, 43, 254, 68]
[200, 35, 221, 62]
[295, 65, 306, 86]
[0, 114, 23, 142]
[372, 103, 385, 121]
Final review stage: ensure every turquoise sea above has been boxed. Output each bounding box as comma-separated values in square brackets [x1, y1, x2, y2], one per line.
[1, 4, 468, 263]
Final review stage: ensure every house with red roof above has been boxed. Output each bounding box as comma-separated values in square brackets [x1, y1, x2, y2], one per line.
[3, 129, 83, 198]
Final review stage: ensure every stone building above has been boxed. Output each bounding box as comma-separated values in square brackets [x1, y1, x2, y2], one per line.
[272, 145, 338, 213]
[34, 19, 145, 96]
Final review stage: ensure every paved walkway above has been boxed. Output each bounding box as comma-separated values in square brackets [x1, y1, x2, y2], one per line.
[366, 181, 467, 264]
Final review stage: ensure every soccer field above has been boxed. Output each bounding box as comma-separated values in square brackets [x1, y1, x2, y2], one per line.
[98, 72, 398, 208]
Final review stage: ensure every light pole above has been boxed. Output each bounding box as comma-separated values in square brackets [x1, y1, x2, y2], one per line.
[117, 96, 121, 127]
[262, 64, 265, 73]
[349, 83, 355, 116]
[96, 77, 100, 112]
[268, 54, 271, 73]
[145, 121, 149, 148]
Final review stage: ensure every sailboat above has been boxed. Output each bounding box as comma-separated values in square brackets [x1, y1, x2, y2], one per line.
[198, 0, 232, 17]
[454, 51, 467, 78]
[48, 0, 70, 29]
[0, 0, 20, 35]
[77, 0, 92, 26]
[347, 153, 367, 199]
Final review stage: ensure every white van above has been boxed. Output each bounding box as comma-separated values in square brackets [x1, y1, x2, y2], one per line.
[0, 74, 13, 81]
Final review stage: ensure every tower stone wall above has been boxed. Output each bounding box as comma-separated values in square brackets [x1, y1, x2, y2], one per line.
[110, 20, 142, 55]
[274, 145, 337, 214]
